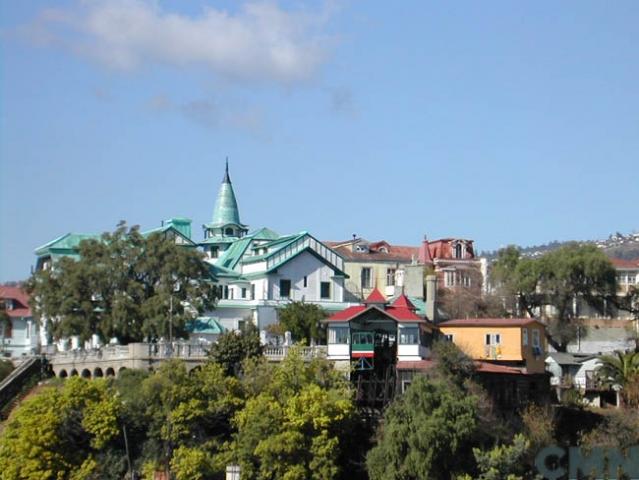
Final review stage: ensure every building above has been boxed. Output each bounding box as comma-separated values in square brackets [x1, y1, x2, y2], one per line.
[545, 352, 612, 406]
[325, 288, 435, 403]
[0, 286, 37, 357]
[326, 235, 482, 305]
[201, 165, 355, 336]
[438, 318, 550, 407]
[33, 163, 356, 344]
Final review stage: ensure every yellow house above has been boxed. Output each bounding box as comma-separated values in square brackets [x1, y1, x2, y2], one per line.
[438, 318, 547, 374]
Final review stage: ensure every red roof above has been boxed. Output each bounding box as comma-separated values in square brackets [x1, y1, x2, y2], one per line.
[391, 294, 415, 310]
[0, 286, 32, 318]
[610, 257, 639, 269]
[385, 306, 424, 322]
[326, 306, 367, 322]
[364, 288, 387, 304]
[439, 318, 542, 327]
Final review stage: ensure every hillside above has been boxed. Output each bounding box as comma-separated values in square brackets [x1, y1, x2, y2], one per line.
[482, 231, 639, 260]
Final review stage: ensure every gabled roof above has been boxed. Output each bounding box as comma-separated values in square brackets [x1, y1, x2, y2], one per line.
[142, 225, 198, 246]
[35, 233, 99, 256]
[546, 352, 598, 366]
[0, 286, 32, 318]
[249, 227, 280, 241]
[326, 304, 425, 323]
[391, 294, 415, 310]
[187, 317, 225, 335]
[364, 288, 387, 304]
[439, 318, 543, 328]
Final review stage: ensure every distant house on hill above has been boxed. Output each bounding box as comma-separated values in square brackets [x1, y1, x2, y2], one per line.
[0, 286, 37, 357]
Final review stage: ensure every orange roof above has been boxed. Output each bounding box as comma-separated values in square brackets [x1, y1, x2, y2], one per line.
[439, 318, 542, 327]
[474, 361, 525, 375]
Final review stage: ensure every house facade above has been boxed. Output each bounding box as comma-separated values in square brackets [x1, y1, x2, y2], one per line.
[438, 318, 547, 374]
[0, 286, 37, 357]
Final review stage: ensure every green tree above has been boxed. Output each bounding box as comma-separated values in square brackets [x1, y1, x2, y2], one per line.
[227, 352, 355, 480]
[26, 222, 217, 344]
[457, 434, 529, 480]
[277, 301, 327, 345]
[491, 244, 617, 351]
[0, 359, 13, 383]
[208, 322, 263, 376]
[366, 376, 479, 480]
[596, 350, 639, 407]
[0, 377, 123, 480]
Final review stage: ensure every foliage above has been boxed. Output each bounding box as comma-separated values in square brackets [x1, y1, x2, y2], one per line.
[227, 352, 355, 480]
[277, 301, 327, 345]
[26, 222, 217, 344]
[596, 350, 639, 407]
[0, 359, 13, 383]
[0, 377, 123, 480]
[491, 244, 617, 351]
[366, 376, 479, 480]
[457, 434, 529, 480]
[580, 410, 639, 450]
[208, 323, 263, 376]
[432, 339, 476, 385]
[169, 446, 216, 480]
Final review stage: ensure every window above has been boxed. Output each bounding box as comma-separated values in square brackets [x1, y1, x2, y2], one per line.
[522, 328, 528, 346]
[532, 329, 540, 348]
[225, 227, 234, 236]
[320, 282, 331, 299]
[445, 271, 455, 287]
[454, 243, 463, 259]
[461, 274, 471, 287]
[26, 321, 31, 339]
[328, 326, 349, 344]
[251, 284, 256, 300]
[361, 267, 372, 289]
[280, 279, 291, 298]
[443, 334, 454, 342]
[210, 246, 219, 258]
[241, 288, 247, 299]
[399, 327, 419, 344]
[303, 276, 308, 288]
[4, 299, 13, 310]
[223, 286, 229, 299]
[485, 333, 500, 345]
[386, 268, 396, 286]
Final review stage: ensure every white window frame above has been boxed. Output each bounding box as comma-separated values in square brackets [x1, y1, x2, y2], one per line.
[522, 328, 528, 346]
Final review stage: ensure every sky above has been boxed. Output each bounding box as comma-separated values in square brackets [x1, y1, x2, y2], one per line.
[1, 0, 638, 282]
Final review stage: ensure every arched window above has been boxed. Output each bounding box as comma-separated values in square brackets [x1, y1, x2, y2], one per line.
[225, 227, 234, 236]
[454, 243, 463, 259]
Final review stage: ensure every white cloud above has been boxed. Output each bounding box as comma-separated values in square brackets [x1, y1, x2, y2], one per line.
[24, 0, 333, 85]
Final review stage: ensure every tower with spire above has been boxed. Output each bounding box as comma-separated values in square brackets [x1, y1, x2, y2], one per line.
[201, 160, 248, 258]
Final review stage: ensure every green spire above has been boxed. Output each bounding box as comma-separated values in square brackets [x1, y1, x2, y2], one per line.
[211, 159, 241, 226]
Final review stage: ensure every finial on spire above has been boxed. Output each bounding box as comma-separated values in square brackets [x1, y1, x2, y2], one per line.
[223, 157, 231, 183]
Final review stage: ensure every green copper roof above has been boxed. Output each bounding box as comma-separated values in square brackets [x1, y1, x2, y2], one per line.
[187, 317, 225, 335]
[35, 233, 99, 256]
[211, 161, 243, 227]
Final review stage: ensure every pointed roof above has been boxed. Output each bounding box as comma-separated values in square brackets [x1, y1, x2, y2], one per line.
[391, 294, 416, 311]
[211, 160, 243, 227]
[364, 288, 387, 304]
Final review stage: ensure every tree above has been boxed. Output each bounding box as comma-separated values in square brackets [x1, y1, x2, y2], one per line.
[458, 434, 530, 480]
[0, 359, 13, 383]
[208, 323, 263, 376]
[0, 377, 123, 480]
[277, 301, 327, 345]
[438, 287, 509, 321]
[366, 376, 479, 480]
[491, 244, 617, 351]
[596, 350, 639, 407]
[227, 352, 356, 480]
[26, 222, 217, 344]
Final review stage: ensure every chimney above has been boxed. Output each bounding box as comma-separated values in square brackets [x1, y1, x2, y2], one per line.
[426, 274, 437, 323]
[419, 235, 432, 264]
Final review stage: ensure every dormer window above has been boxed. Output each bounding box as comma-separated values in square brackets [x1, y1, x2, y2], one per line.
[225, 227, 234, 236]
[454, 243, 463, 259]
[379, 247, 388, 253]
[4, 299, 13, 310]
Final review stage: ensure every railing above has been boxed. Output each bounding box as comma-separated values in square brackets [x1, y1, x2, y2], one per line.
[263, 345, 327, 361]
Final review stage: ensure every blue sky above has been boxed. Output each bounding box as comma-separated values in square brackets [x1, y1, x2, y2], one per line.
[1, 0, 638, 282]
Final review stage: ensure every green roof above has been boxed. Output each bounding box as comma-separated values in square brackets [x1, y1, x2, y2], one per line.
[210, 162, 243, 227]
[187, 317, 225, 335]
[35, 233, 99, 256]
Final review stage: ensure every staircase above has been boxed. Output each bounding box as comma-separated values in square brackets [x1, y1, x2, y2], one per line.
[0, 357, 46, 420]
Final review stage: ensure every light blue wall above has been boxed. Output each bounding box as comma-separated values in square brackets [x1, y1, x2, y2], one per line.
[1, 316, 37, 357]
